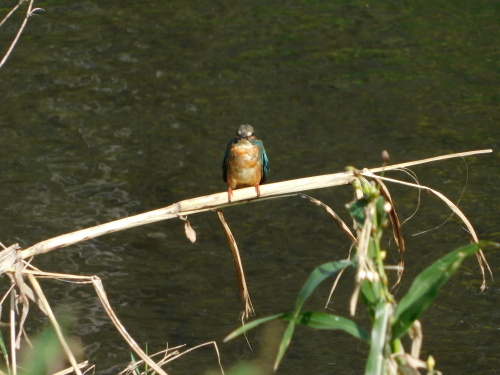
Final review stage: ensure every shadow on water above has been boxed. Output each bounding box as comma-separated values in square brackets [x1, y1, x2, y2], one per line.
[0, 0, 498, 373]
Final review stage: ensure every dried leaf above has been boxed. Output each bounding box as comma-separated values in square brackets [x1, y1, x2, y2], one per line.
[376, 178, 405, 289]
[216, 209, 254, 318]
[179, 216, 196, 243]
[361, 170, 493, 291]
[300, 194, 357, 244]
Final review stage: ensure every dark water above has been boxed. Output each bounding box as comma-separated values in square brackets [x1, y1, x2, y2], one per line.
[0, 0, 498, 374]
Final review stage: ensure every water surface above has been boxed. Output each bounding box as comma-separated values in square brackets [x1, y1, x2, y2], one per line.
[0, 0, 498, 374]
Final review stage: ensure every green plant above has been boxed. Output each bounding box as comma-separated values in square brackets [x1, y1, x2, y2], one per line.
[224, 171, 497, 374]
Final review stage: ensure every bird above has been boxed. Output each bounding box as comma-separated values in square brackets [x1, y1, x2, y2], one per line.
[222, 124, 270, 202]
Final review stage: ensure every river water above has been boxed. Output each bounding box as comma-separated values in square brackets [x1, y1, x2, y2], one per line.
[0, 1, 498, 374]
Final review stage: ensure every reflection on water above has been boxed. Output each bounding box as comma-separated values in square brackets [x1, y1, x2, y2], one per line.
[0, 0, 498, 373]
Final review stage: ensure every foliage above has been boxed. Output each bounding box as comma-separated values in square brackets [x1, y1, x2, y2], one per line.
[0, 321, 79, 375]
[225, 172, 498, 374]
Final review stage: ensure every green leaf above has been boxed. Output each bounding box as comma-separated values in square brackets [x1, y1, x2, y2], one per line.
[129, 353, 141, 375]
[0, 330, 8, 364]
[274, 320, 296, 371]
[285, 311, 370, 343]
[19, 326, 62, 374]
[225, 260, 355, 371]
[294, 260, 354, 313]
[365, 301, 392, 375]
[223, 313, 285, 342]
[392, 241, 496, 339]
[360, 273, 385, 320]
[360, 278, 378, 304]
[273, 259, 354, 370]
[348, 198, 368, 228]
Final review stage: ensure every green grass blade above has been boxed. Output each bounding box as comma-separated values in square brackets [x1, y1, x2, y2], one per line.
[294, 260, 354, 312]
[129, 352, 141, 375]
[273, 320, 296, 371]
[392, 241, 496, 339]
[223, 313, 285, 342]
[0, 330, 8, 365]
[284, 311, 370, 343]
[226, 260, 355, 370]
[273, 259, 354, 370]
[365, 301, 392, 375]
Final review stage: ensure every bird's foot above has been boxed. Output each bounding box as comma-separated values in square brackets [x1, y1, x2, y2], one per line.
[254, 184, 261, 198]
[227, 186, 233, 202]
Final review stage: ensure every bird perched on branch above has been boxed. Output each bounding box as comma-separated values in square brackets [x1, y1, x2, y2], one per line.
[222, 124, 270, 202]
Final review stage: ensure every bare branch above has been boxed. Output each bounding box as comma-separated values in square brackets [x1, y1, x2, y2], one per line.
[0, 0, 44, 70]
[19, 148, 492, 260]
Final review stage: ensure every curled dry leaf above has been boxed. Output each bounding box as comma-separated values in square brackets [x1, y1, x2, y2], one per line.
[180, 215, 197, 243]
[216, 209, 255, 319]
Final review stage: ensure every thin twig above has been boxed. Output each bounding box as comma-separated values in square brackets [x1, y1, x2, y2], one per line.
[326, 242, 355, 308]
[360, 170, 493, 291]
[0, 0, 23, 28]
[0, 0, 37, 69]
[163, 341, 225, 374]
[411, 157, 469, 237]
[391, 167, 422, 227]
[299, 193, 357, 244]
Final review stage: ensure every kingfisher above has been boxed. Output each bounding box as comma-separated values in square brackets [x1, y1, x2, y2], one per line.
[222, 124, 270, 202]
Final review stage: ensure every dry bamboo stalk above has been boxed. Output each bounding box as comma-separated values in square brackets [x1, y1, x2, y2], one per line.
[7, 267, 168, 374]
[9, 290, 17, 375]
[92, 276, 168, 375]
[13, 255, 28, 349]
[20, 269, 95, 281]
[19, 149, 492, 260]
[20, 171, 353, 259]
[52, 361, 90, 375]
[367, 148, 492, 173]
[27, 274, 82, 375]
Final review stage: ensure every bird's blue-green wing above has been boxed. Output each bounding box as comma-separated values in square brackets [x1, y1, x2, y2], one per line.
[251, 139, 270, 183]
[222, 138, 236, 183]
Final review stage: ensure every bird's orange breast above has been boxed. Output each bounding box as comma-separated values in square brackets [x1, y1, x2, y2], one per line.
[226, 141, 262, 189]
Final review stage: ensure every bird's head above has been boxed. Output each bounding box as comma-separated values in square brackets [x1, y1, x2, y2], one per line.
[236, 124, 255, 140]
